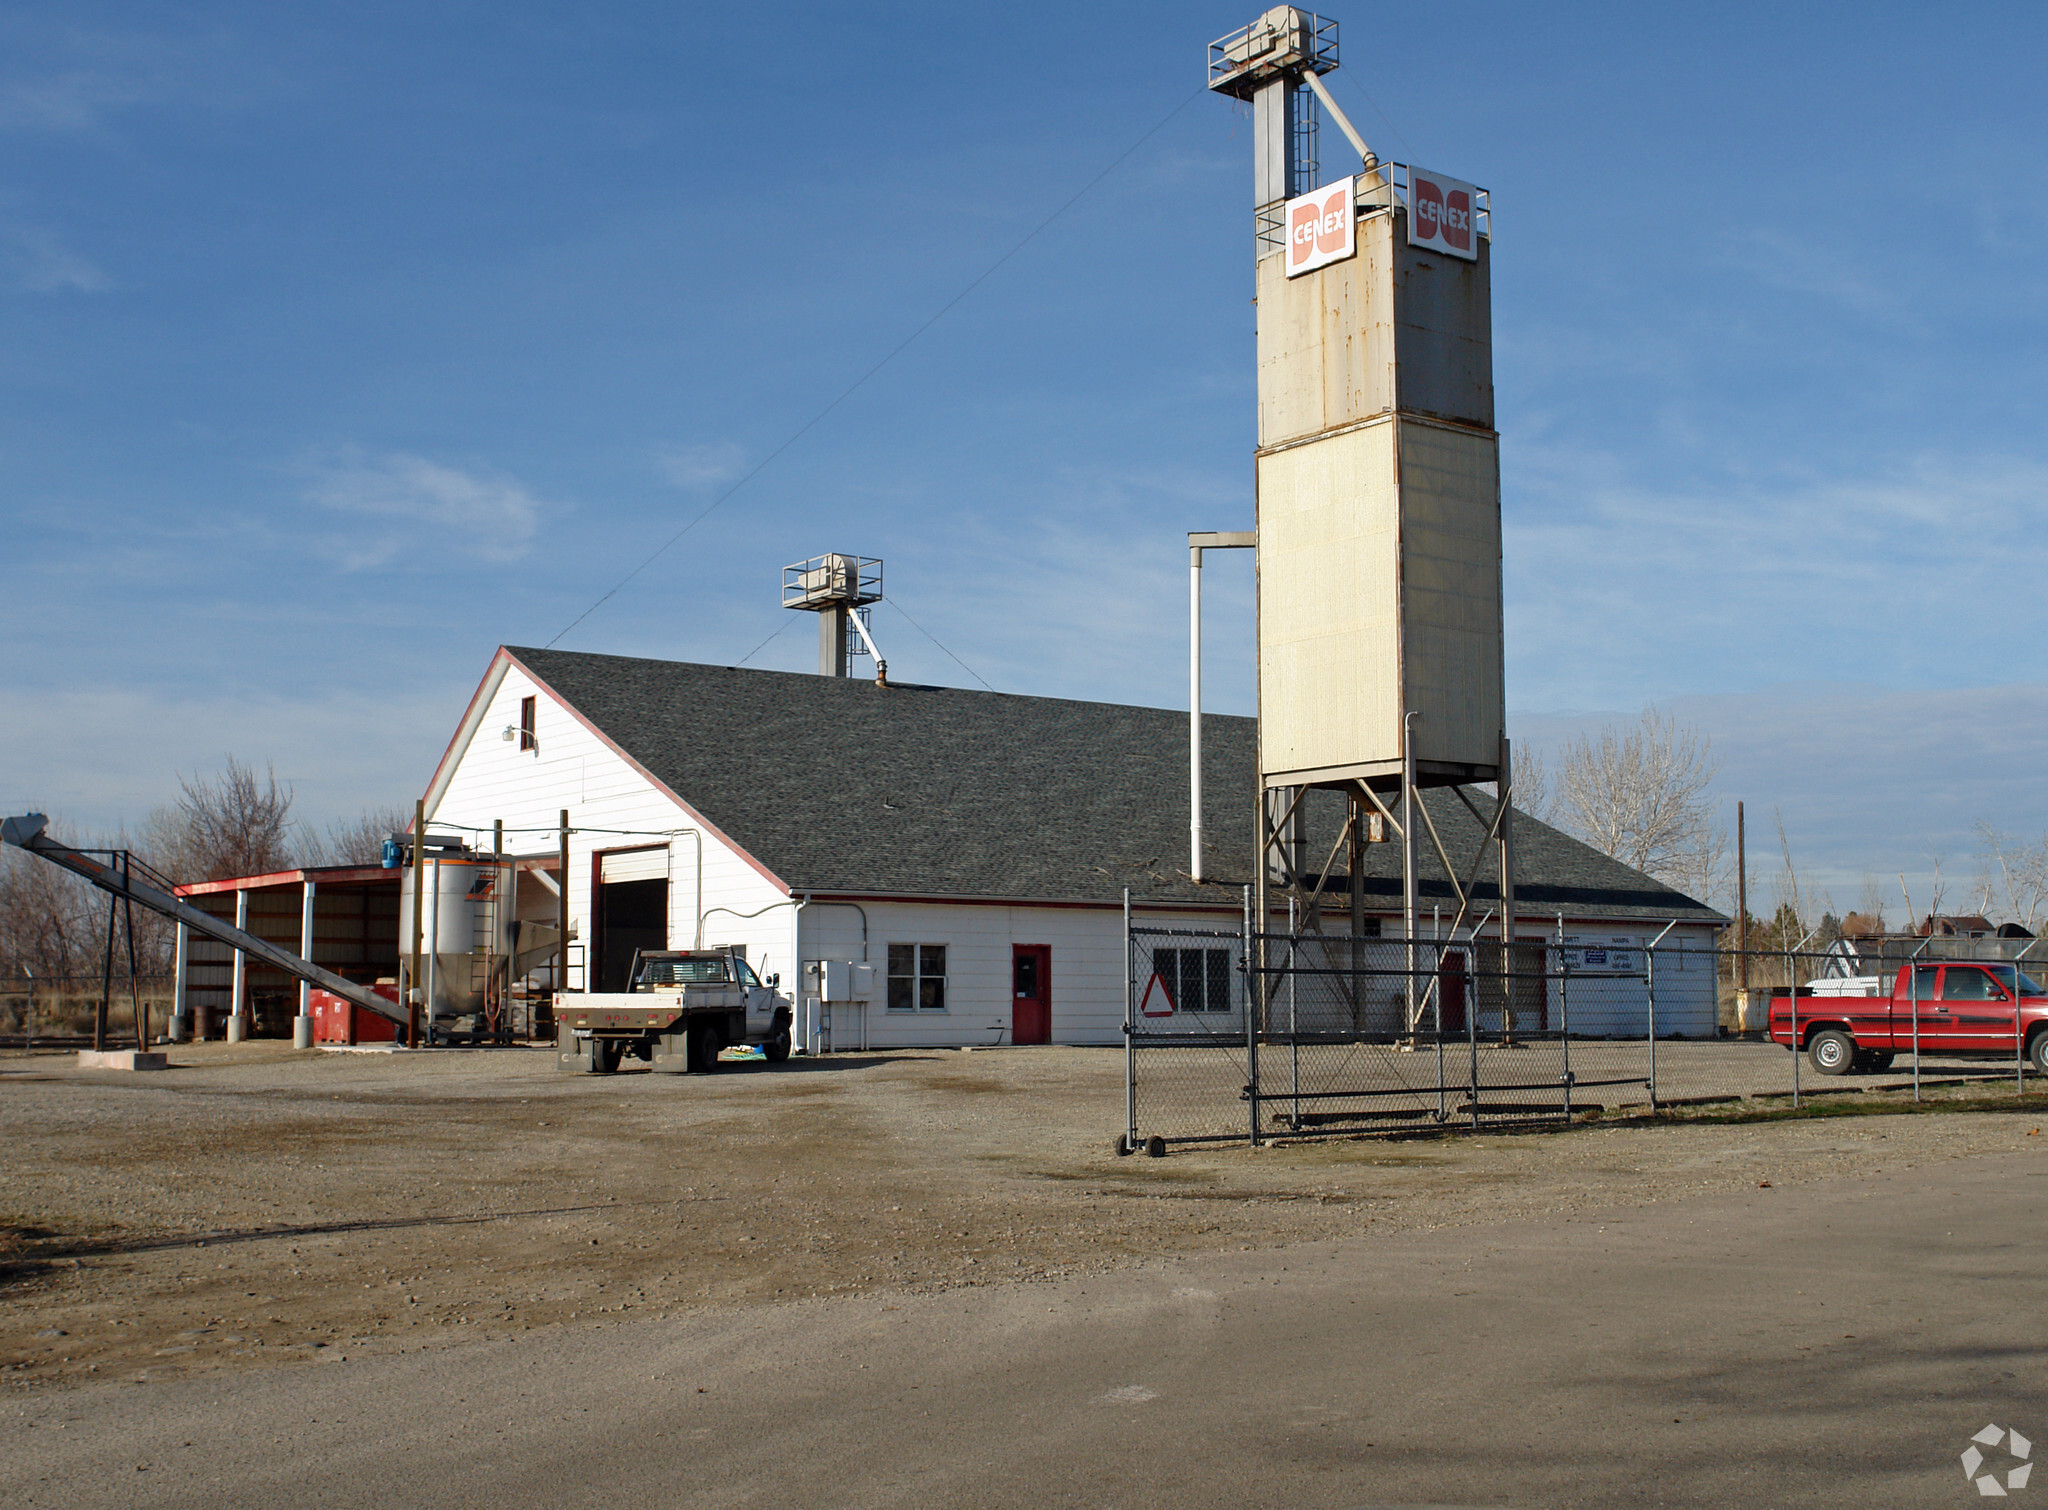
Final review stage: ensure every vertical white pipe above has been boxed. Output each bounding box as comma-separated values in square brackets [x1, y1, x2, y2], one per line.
[1190, 547, 1204, 882]
[298, 878, 317, 1018]
[231, 889, 248, 1025]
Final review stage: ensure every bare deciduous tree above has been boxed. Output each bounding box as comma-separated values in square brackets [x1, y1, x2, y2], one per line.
[1552, 708, 1722, 893]
[301, 807, 411, 867]
[1771, 807, 1835, 938]
[0, 816, 175, 981]
[1975, 822, 2048, 932]
[1509, 746, 1558, 826]
[143, 756, 299, 884]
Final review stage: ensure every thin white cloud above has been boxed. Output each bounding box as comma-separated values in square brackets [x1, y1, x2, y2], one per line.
[1503, 441, 2048, 705]
[655, 442, 746, 491]
[307, 450, 545, 569]
[5, 225, 108, 292]
[0, 70, 152, 133]
[1715, 226, 1896, 316]
[0, 681, 457, 838]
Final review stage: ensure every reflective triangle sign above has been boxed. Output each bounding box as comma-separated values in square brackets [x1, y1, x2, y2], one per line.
[1139, 972, 1177, 1018]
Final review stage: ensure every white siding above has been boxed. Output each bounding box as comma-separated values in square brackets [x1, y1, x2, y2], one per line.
[428, 661, 796, 990]
[797, 901, 1240, 1049]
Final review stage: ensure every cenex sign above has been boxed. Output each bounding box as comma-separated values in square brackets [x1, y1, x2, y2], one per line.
[1407, 167, 1480, 261]
[1283, 175, 1355, 278]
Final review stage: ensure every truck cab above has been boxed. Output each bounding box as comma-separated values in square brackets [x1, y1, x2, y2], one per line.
[1769, 962, 2048, 1075]
[556, 946, 793, 1075]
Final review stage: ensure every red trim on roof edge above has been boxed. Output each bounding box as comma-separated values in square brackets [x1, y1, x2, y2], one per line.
[441, 649, 789, 895]
[176, 865, 395, 896]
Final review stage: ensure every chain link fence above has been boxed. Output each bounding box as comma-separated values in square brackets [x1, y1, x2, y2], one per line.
[0, 974, 175, 1047]
[1123, 922, 2048, 1150]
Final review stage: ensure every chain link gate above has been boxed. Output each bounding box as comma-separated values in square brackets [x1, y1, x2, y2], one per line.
[1124, 904, 1669, 1150]
[1126, 913, 2048, 1149]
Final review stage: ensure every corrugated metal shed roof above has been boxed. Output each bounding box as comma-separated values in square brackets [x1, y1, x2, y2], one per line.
[507, 647, 1724, 925]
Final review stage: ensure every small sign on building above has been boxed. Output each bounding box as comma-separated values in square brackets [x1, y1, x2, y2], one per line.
[1284, 175, 1356, 278]
[1562, 936, 1643, 975]
[1407, 167, 1479, 261]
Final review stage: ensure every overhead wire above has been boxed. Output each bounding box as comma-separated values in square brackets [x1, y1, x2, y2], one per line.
[1331, 69, 1418, 166]
[542, 82, 1209, 651]
[881, 598, 996, 693]
[732, 615, 797, 668]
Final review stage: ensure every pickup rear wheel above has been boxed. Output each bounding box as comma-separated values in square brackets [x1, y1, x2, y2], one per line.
[687, 1021, 723, 1074]
[591, 1038, 622, 1075]
[2028, 1031, 2048, 1075]
[1807, 1028, 1855, 1076]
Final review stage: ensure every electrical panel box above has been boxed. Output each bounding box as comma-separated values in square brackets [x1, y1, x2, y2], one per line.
[803, 960, 875, 1002]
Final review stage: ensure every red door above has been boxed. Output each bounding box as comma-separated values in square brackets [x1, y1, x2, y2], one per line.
[1437, 950, 1467, 1035]
[1013, 945, 1051, 1045]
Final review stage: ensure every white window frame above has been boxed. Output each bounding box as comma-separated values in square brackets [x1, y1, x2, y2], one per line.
[887, 943, 948, 1013]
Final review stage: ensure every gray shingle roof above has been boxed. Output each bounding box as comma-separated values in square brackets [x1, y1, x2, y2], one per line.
[508, 647, 1724, 924]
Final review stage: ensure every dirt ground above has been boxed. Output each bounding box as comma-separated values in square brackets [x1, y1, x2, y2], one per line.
[3, 1041, 2041, 1394]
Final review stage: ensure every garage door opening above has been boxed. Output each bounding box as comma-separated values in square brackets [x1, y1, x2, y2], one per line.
[594, 846, 669, 993]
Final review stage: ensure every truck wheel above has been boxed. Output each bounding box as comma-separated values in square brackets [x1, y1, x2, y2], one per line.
[687, 1022, 723, 1074]
[2029, 1031, 2048, 1075]
[591, 1038, 622, 1075]
[763, 1027, 791, 1064]
[1807, 1028, 1855, 1076]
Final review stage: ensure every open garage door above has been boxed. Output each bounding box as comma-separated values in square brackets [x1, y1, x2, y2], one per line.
[594, 846, 668, 993]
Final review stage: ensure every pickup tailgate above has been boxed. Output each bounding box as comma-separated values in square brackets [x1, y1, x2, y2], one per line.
[560, 986, 744, 1033]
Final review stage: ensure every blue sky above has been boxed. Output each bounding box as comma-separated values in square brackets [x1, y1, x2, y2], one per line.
[3, 2, 2045, 909]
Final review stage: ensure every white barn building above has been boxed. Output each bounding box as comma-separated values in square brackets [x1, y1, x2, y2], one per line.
[421, 647, 1726, 1050]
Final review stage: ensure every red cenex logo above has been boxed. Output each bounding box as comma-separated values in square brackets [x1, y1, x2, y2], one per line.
[1283, 175, 1355, 278]
[1407, 167, 1481, 262]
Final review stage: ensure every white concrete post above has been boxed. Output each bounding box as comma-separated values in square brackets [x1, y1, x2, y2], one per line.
[298, 879, 317, 1016]
[294, 878, 318, 1049]
[228, 889, 249, 1042]
[172, 921, 189, 1041]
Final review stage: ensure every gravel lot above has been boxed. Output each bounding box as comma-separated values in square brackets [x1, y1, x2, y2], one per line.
[3, 1041, 2043, 1394]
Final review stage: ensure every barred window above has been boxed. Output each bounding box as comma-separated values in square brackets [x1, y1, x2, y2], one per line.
[1158, 948, 1231, 1012]
[887, 943, 947, 1012]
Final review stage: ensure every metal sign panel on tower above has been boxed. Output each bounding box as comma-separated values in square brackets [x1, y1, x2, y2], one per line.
[1406, 167, 1480, 261]
[1285, 176, 1355, 278]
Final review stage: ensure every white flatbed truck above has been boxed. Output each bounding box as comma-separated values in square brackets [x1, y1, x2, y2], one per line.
[556, 948, 793, 1074]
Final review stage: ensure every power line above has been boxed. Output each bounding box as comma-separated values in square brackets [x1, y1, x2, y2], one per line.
[732, 615, 797, 668]
[1333, 70, 1418, 166]
[542, 84, 1207, 651]
[882, 599, 995, 693]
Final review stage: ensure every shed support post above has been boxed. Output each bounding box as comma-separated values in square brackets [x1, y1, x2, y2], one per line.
[295, 878, 318, 1049]
[172, 921, 189, 1043]
[229, 888, 249, 1041]
[298, 879, 317, 1019]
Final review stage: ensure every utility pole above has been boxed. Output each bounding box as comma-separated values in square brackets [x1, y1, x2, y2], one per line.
[409, 798, 425, 1049]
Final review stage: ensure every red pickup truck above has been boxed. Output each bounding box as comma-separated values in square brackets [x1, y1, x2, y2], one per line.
[1770, 962, 2048, 1074]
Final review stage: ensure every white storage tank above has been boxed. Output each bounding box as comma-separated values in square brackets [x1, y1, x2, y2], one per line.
[398, 852, 515, 1025]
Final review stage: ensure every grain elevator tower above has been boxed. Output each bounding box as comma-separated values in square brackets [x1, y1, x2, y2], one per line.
[1210, 8, 1512, 984]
